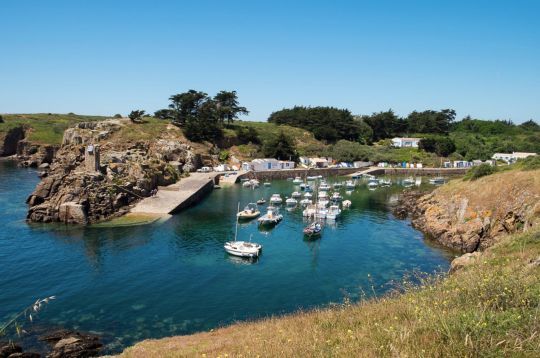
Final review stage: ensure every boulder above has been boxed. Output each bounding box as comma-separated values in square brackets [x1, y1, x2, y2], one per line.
[0, 342, 22, 358]
[58, 202, 87, 224]
[449, 252, 481, 273]
[40, 330, 102, 358]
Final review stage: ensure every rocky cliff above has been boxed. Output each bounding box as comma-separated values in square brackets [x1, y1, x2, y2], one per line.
[394, 169, 540, 253]
[27, 118, 206, 224]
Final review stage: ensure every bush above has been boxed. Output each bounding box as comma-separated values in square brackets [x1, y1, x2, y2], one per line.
[113, 113, 122, 118]
[465, 163, 497, 180]
[518, 155, 540, 170]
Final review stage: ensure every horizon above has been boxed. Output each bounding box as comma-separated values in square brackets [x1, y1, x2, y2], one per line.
[1, 0, 539, 123]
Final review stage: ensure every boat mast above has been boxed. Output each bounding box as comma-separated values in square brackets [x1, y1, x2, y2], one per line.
[235, 202, 240, 242]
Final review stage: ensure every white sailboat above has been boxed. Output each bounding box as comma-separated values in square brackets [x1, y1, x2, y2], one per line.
[224, 203, 262, 258]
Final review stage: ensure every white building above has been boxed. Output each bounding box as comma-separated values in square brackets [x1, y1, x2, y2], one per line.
[309, 157, 330, 168]
[391, 137, 422, 148]
[492, 152, 537, 164]
[247, 158, 296, 171]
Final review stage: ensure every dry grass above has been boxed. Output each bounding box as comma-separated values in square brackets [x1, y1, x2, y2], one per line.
[118, 226, 540, 357]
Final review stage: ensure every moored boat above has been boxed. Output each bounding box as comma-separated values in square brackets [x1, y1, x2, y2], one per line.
[292, 176, 303, 184]
[269, 194, 283, 204]
[285, 197, 298, 206]
[303, 221, 322, 238]
[225, 204, 262, 258]
[326, 204, 341, 220]
[237, 203, 261, 220]
[258, 205, 283, 226]
[429, 177, 445, 185]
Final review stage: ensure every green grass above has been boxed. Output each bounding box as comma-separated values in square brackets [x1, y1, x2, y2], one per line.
[0, 113, 107, 145]
[120, 226, 540, 357]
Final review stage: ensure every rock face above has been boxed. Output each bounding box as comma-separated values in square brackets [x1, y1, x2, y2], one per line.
[27, 119, 204, 224]
[393, 170, 540, 253]
[0, 126, 25, 156]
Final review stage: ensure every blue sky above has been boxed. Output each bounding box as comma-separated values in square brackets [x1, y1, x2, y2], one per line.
[1, 0, 538, 122]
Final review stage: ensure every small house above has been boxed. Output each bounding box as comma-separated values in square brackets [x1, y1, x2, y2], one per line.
[391, 137, 422, 148]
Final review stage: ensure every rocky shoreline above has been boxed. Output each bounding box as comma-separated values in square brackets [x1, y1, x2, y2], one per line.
[392, 170, 540, 256]
[24, 119, 210, 225]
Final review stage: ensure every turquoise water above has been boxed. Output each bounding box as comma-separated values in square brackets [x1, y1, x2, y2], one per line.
[0, 161, 454, 352]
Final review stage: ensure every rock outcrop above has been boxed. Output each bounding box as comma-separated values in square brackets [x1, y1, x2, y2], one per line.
[0, 125, 25, 156]
[27, 119, 205, 224]
[393, 170, 540, 253]
[40, 329, 102, 358]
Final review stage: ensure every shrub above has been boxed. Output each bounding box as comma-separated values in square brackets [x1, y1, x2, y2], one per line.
[113, 114, 122, 119]
[518, 155, 540, 170]
[465, 163, 497, 180]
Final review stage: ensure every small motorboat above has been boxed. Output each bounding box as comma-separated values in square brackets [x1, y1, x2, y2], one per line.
[345, 180, 355, 189]
[237, 203, 260, 220]
[269, 194, 283, 204]
[303, 221, 322, 238]
[331, 192, 342, 202]
[300, 198, 312, 206]
[256, 198, 266, 205]
[403, 177, 415, 185]
[286, 197, 298, 206]
[367, 178, 379, 188]
[326, 204, 341, 220]
[342, 200, 352, 208]
[429, 177, 445, 185]
[306, 176, 318, 181]
[292, 177, 303, 184]
[258, 206, 283, 226]
[304, 184, 313, 192]
[333, 182, 343, 189]
[319, 182, 331, 191]
[291, 191, 302, 198]
[380, 179, 391, 187]
[263, 182, 271, 187]
[304, 192, 313, 198]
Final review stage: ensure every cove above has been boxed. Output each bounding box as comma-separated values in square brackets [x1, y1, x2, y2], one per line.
[0, 161, 454, 353]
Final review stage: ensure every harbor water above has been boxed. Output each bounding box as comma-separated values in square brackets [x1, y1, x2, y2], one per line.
[0, 161, 454, 352]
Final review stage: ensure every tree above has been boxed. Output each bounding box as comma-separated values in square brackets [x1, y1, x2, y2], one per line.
[184, 99, 223, 142]
[154, 109, 175, 120]
[406, 109, 456, 134]
[128, 110, 145, 123]
[519, 119, 540, 132]
[235, 126, 261, 144]
[214, 90, 249, 125]
[362, 110, 405, 141]
[168, 90, 209, 127]
[268, 106, 359, 143]
[262, 131, 298, 161]
[419, 136, 456, 157]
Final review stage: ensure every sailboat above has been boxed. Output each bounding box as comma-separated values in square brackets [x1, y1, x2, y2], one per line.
[224, 203, 262, 258]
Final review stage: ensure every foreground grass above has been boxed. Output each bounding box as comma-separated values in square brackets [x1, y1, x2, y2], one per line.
[0, 113, 107, 145]
[120, 228, 540, 357]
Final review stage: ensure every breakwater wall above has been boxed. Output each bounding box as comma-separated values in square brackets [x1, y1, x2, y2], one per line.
[169, 177, 215, 214]
[237, 168, 360, 181]
[379, 167, 468, 176]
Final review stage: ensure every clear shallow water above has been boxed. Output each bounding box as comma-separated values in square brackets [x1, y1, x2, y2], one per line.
[0, 161, 453, 352]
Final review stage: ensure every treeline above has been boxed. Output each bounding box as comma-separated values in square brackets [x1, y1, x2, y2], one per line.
[151, 89, 248, 141]
[268, 106, 540, 160]
[268, 106, 457, 143]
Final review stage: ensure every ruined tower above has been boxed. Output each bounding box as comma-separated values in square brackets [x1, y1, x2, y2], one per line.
[84, 144, 100, 172]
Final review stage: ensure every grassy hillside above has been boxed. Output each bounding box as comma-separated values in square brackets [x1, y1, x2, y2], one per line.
[0, 113, 106, 145]
[119, 226, 540, 357]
